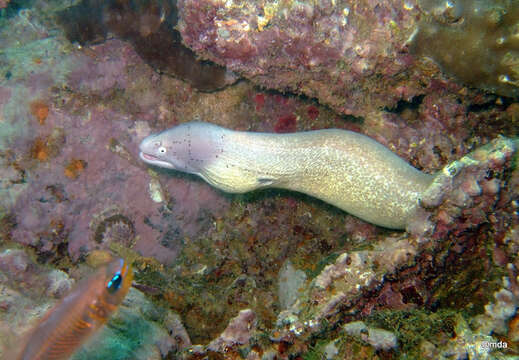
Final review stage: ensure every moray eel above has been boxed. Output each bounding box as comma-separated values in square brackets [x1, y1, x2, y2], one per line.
[139, 122, 433, 229]
[15, 258, 133, 360]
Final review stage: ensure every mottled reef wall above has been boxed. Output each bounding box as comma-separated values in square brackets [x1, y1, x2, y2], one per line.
[0, 0, 518, 359]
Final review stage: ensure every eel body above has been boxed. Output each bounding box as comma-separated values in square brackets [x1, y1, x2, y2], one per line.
[139, 121, 433, 229]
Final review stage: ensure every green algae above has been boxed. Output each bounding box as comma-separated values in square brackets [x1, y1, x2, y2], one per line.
[298, 251, 340, 279]
[159, 193, 351, 343]
[0, 209, 14, 245]
[133, 265, 168, 290]
[366, 309, 458, 357]
[303, 336, 380, 360]
[434, 250, 505, 315]
[303, 339, 333, 360]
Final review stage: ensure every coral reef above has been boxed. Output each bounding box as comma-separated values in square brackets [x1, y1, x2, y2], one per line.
[177, 0, 519, 118]
[2, 35, 229, 265]
[207, 309, 256, 352]
[278, 260, 307, 310]
[343, 321, 398, 351]
[412, 0, 519, 97]
[259, 137, 518, 358]
[177, 0, 425, 117]
[1, 0, 519, 359]
[56, 0, 237, 91]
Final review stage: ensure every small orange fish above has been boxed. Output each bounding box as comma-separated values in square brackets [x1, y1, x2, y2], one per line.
[13, 258, 133, 360]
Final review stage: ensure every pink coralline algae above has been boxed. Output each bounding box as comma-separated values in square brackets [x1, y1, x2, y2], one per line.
[207, 309, 256, 352]
[6, 39, 229, 265]
[307, 105, 319, 121]
[177, 0, 519, 118]
[359, 87, 475, 173]
[177, 0, 425, 117]
[410, 137, 517, 238]
[274, 113, 297, 133]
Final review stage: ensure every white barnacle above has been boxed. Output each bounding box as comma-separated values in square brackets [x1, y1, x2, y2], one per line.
[148, 178, 164, 203]
[403, 1, 414, 11]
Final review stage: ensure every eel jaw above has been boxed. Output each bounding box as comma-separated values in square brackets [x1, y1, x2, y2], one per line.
[139, 152, 175, 169]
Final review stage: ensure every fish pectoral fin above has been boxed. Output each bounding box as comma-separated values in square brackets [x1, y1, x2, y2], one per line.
[257, 177, 275, 187]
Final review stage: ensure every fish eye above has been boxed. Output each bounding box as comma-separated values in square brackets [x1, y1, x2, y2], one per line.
[107, 272, 123, 293]
[158, 146, 167, 154]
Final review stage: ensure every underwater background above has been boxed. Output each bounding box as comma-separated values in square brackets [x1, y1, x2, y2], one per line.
[0, 0, 518, 359]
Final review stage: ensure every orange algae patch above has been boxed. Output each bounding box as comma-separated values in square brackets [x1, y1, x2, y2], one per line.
[508, 313, 519, 341]
[64, 159, 87, 179]
[30, 137, 50, 161]
[30, 100, 49, 124]
[29, 129, 66, 162]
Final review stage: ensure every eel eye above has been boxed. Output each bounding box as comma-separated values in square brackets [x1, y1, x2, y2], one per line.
[158, 146, 167, 154]
[107, 272, 123, 293]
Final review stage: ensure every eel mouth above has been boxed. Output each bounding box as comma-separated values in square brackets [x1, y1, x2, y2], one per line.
[139, 152, 174, 169]
[140, 152, 158, 162]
